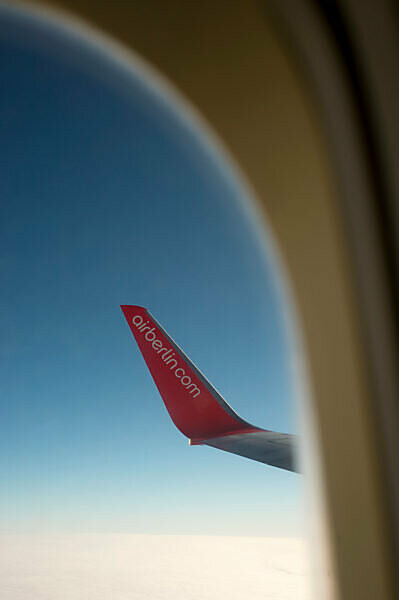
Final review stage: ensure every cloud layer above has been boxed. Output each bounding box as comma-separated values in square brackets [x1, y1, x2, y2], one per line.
[0, 535, 310, 600]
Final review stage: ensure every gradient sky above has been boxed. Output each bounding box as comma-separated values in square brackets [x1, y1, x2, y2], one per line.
[0, 8, 304, 537]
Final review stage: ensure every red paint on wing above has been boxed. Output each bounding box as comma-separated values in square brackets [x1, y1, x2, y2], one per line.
[121, 305, 260, 442]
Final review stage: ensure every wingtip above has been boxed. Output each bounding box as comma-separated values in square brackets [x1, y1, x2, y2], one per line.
[120, 304, 147, 312]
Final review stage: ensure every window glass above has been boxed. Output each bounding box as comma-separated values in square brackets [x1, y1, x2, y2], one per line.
[0, 6, 310, 599]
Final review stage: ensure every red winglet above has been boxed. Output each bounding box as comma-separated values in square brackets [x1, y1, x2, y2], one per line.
[121, 305, 261, 442]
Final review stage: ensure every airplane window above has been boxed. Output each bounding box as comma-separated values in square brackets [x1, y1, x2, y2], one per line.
[0, 5, 314, 599]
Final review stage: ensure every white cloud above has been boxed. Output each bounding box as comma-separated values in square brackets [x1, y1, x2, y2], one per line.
[0, 535, 312, 600]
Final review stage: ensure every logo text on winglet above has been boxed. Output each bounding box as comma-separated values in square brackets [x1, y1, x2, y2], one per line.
[132, 315, 200, 398]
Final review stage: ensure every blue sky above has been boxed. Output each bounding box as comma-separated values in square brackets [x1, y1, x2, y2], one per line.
[0, 9, 304, 536]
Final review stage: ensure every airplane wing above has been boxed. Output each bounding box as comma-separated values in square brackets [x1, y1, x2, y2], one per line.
[121, 305, 299, 473]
